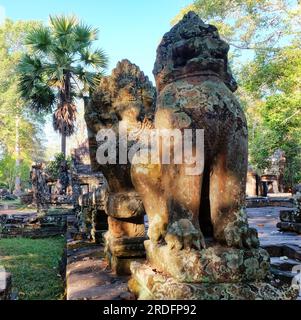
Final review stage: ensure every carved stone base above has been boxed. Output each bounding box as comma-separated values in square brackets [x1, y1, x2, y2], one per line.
[104, 232, 146, 275]
[145, 241, 270, 283]
[129, 262, 299, 300]
[109, 256, 146, 276]
[105, 234, 146, 257]
[107, 192, 145, 219]
[108, 216, 145, 238]
[91, 210, 108, 243]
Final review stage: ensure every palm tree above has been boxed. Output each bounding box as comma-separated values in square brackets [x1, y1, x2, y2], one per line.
[18, 15, 108, 157]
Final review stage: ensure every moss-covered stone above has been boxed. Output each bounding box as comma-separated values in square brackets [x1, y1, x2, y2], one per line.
[145, 241, 270, 283]
[129, 262, 299, 300]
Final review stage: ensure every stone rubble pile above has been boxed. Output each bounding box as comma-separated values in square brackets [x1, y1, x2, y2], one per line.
[277, 193, 301, 234]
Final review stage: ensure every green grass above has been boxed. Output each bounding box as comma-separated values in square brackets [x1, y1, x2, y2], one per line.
[0, 237, 65, 300]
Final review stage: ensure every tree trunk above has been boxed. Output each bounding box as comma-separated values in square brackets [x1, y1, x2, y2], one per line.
[61, 133, 66, 158]
[59, 70, 72, 159]
[14, 115, 22, 196]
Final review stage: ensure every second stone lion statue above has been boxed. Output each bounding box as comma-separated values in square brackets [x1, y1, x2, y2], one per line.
[131, 12, 259, 250]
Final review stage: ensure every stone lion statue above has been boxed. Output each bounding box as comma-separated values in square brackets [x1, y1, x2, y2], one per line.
[85, 59, 156, 192]
[131, 12, 259, 250]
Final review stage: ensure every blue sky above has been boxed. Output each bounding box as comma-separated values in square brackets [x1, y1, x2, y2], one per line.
[0, 1, 192, 158]
[0, 0, 191, 81]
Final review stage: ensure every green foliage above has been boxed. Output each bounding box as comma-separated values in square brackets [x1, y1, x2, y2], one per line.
[241, 44, 301, 186]
[0, 20, 45, 192]
[0, 19, 46, 163]
[173, 1, 301, 187]
[18, 15, 108, 141]
[0, 237, 65, 300]
[0, 154, 31, 192]
[45, 152, 71, 179]
[172, 0, 300, 54]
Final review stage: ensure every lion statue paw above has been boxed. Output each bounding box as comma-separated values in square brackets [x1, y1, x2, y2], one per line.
[165, 219, 206, 250]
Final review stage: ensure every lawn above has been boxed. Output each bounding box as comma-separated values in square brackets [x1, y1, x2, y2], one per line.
[0, 237, 65, 300]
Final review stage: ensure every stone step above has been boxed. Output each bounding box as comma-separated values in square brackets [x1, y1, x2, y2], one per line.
[246, 197, 294, 208]
[66, 242, 131, 300]
[262, 244, 301, 260]
[270, 267, 297, 285]
[270, 257, 301, 271]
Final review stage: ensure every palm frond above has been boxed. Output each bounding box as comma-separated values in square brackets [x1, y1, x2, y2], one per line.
[76, 69, 104, 92]
[17, 54, 44, 75]
[25, 26, 53, 53]
[18, 54, 55, 112]
[17, 14, 108, 139]
[50, 47, 73, 70]
[49, 15, 78, 37]
[87, 72, 105, 93]
[29, 83, 56, 113]
[48, 45, 73, 68]
[74, 23, 98, 45]
[44, 63, 64, 87]
[57, 34, 78, 54]
[80, 48, 108, 69]
[18, 74, 36, 100]
[22, 81, 55, 113]
[17, 54, 45, 99]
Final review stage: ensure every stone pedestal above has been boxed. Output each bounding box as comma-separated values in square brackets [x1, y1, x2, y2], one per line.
[129, 242, 299, 300]
[144, 241, 270, 283]
[91, 209, 108, 244]
[105, 233, 146, 275]
[129, 262, 298, 300]
[104, 192, 146, 275]
[78, 193, 93, 235]
[78, 192, 108, 242]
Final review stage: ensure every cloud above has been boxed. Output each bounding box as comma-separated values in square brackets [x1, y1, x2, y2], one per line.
[0, 6, 5, 24]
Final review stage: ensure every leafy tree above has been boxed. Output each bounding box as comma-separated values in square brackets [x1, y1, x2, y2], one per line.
[0, 154, 31, 193]
[18, 15, 108, 157]
[172, 0, 300, 54]
[45, 152, 71, 180]
[241, 44, 301, 186]
[173, 1, 301, 187]
[0, 19, 46, 192]
[0, 19, 45, 160]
